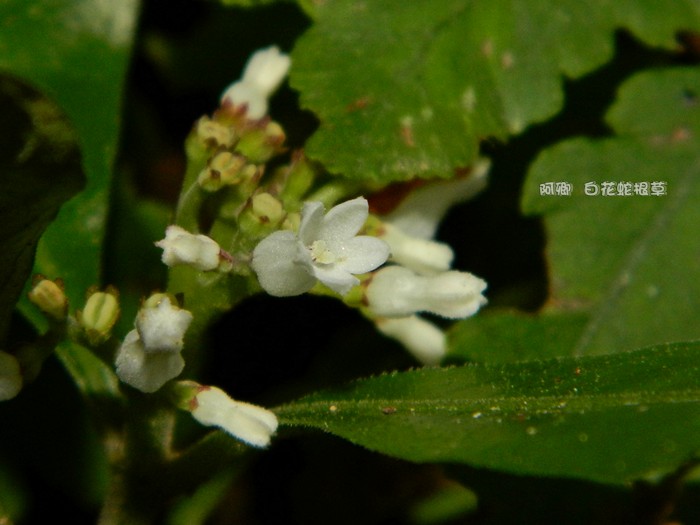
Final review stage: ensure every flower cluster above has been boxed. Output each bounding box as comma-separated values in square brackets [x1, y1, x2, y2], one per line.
[115, 295, 193, 393]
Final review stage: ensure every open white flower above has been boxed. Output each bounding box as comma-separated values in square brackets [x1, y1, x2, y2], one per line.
[376, 316, 446, 366]
[155, 225, 222, 272]
[252, 197, 390, 296]
[0, 350, 22, 401]
[366, 265, 487, 319]
[191, 386, 278, 448]
[114, 329, 185, 393]
[220, 46, 291, 119]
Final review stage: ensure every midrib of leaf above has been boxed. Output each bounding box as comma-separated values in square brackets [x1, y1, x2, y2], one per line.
[278, 390, 700, 424]
[571, 153, 699, 357]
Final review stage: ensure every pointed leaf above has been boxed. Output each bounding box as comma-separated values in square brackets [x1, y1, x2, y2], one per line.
[278, 341, 700, 484]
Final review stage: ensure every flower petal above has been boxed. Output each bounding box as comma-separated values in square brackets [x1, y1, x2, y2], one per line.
[312, 264, 359, 295]
[115, 330, 185, 393]
[319, 197, 368, 243]
[331, 236, 389, 274]
[252, 231, 316, 296]
[298, 201, 325, 246]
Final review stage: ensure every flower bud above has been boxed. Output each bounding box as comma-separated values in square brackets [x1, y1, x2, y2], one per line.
[0, 350, 22, 401]
[251, 192, 284, 225]
[172, 381, 278, 448]
[198, 151, 247, 192]
[366, 266, 487, 319]
[379, 223, 453, 275]
[235, 121, 286, 163]
[27, 277, 68, 320]
[195, 116, 235, 150]
[155, 225, 223, 271]
[79, 288, 120, 345]
[376, 316, 446, 366]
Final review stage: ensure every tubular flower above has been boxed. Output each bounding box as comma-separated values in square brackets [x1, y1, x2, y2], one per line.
[379, 223, 453, 275]
[375, 316, 446, 366]
[115, 296, 193, 393]
[365, 265, 487, 319]
[252, 197, 390, 297]
[155, 225, 223, 272]
[220, 46, 291, 119]
[191, 386, 278, 448]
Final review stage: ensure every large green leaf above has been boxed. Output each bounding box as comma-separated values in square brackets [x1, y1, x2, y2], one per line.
[290, 0, 700, 182]
[0, 0, 139, 326]
[0, 77, 83, 342]
[278, 341, 700, 484]
[519, 68, 700, 356]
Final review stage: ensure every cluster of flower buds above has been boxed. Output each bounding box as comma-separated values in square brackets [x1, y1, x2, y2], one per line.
[115, 294, 193, 393]
[171, 381, 278, 448]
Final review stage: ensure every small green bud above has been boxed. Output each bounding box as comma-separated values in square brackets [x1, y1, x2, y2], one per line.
[80, 288, 120, 345]
[251, 192, 284, 225]
[28, 277, 68, 320]
[198, 151, 247, 192]
[235, 120, 286, 163]
[195, 116, 235, 150]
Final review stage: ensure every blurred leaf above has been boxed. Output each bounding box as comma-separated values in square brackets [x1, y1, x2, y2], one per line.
[0, 0, 140, 325]
[409, 482, 477, 524]
[0, 459, 27, 524]
[448, 310, 589, 363]
[278, 341, 700, 484]
[291, 0, 700, 182]
[521, 68, 700, 356]
[0, 77, 83, 342]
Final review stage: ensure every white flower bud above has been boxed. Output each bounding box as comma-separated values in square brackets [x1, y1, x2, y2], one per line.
[155, 225, 222, 271]
[366, 266, 487, 319]
[114, 329, 185, 393]
[376, 316, 446, 366]
[0, 351, 22, 401]
[379, 223, 453, 275]
[191, 386, 278, 448]
[220, 46, 291, 119]
[136, 296, 193, 354]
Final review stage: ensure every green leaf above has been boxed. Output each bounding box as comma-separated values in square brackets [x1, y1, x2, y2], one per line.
[290, 0, 700, 182]
[278, 341, 700, 484]
[0, 77, 84, 341]
[448, 310, 589, 363]
[521, 68, 700, 356]
[0, 0, 139, 325]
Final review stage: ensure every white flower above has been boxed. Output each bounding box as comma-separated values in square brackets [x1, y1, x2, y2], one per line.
[136, 296, 193, 353]
[376, 316, 446, 366]
[115, 296, 193, 393]
[0, 350, 22, 401]
[384, 159, 489, 239]
[252, 197, 390, 296]
[115, 330, 185, 393]
[155, 225, 222, 272]
[366, 266, 487, 319]
[379, 223, 453, 275]
[192, 386, 278, 448]
[220, 46, 291, 119]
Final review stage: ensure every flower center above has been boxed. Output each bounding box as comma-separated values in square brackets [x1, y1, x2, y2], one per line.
[309, 240, 337, 265]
